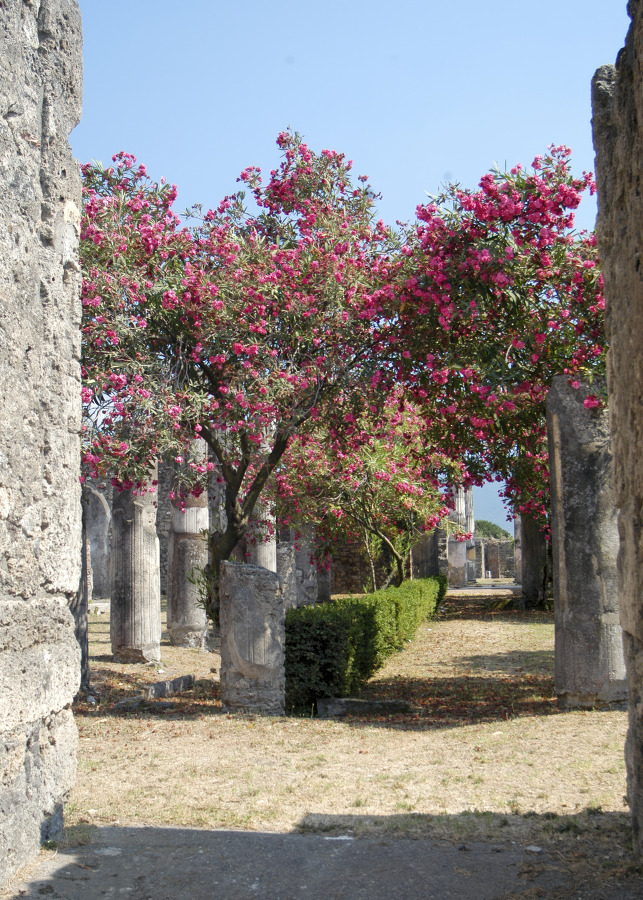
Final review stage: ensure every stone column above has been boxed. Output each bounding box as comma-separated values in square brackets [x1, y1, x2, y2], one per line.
[435, 526, 448, 579]
[0, 1, 83, 885]
[520, 514, 549, 607]
[546, 376, 626, 709]
[85, 481, 111, 599]
[246, 498, 277, 572]
[219, 561, 285, 714]
[475, 539, 486, 578]
[513, 515, 522, 584]
[447, 538, 467, 587]
[277, 541, 298, 609]
[110, 466, 161, 663]
[69, 498, 91, 691]
[464, 487, 476, 581]
[167, 491, 209, 648]
[593, 25, 643, 854]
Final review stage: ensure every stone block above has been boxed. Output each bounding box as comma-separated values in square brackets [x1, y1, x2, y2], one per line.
[447, 538, 467, 588]
[316, 698, 410, 718]
[219, 561, 285, 715]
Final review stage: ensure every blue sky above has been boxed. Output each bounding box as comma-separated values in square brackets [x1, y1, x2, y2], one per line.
[72, 1, 631, 527]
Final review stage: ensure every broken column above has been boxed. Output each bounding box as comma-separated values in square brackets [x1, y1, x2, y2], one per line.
[167, 488, 209, 648]
[447, 487, 468, 587]
[546, 376, 626, 709]
[593, 21, 643, 854]
[110, 467, 161, 663]
[0, 0, 83, 885]
[219, 561, 285, 714]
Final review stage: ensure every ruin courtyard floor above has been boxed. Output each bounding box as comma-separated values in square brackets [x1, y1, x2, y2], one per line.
[32, 585, 641, 897]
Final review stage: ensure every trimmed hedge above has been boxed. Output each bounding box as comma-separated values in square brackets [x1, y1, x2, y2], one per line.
[285, 576, 445, 712]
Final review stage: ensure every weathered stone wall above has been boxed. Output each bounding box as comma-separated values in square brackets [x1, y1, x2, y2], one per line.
[329, 538, 391, 594]
[479, 540, 515, 579]
[0, 0, 83, 885]
[411, 530, 439, 579]
[593, 4, 643, 853]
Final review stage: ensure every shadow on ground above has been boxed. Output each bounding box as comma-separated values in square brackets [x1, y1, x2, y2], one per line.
[7, 811, 642, 900]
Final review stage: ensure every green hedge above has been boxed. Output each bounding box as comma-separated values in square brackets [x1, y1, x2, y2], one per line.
[285, 576, 444, 712]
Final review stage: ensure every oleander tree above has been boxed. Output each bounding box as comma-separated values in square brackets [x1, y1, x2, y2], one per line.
[395, 145, 605, 533]
[81, 137, 606, 619]
[81, 132, 401, 617]
[276, 387, 466, 589]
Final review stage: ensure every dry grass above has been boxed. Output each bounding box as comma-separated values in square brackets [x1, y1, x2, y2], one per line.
[66, 588, 643, 893]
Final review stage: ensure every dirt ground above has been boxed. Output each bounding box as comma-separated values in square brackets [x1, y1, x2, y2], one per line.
[6, 585, 643, 898]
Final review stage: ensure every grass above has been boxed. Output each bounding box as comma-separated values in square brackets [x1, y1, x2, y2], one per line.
[62, 587, 643, 895]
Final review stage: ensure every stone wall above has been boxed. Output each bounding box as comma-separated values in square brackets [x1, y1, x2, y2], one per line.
[329, 538, 392, 594]
[0, 0, 83, 885]
[593, 3, 643, 854]
[478, 539, 515, 579]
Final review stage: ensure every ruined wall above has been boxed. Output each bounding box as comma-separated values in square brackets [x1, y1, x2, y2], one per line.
[0, 0, 83, 884]
[592, 2, 643, 854]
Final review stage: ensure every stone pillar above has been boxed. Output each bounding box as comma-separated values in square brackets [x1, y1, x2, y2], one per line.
[465, 487, 476, 583]
[246, 498, 277, 572]
[85, 481, 111, 599]
[513, 515, 522, 584]
[69, 499, 91, 691]
[593, 25, 643, 853]
[447, 538, 467, 587]
[547, 376, 626, 709]
[110, 466, 161, 663]
[219, 561, 285, 714]
[277, 541, 298, 609]
[475, 539, 486, 578]
[317, 564, 332, 603]
[155, 462, 174, 597]
[167, 491, 209, 648]
[435, 526, 449, 579]
[520, 515, 548, 606]
[0, 1, 83, 885]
